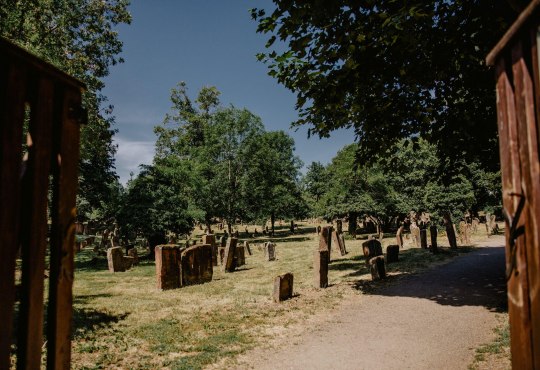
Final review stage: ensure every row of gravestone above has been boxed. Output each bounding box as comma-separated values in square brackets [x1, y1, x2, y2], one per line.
[107, 247, 139, 272]
[397, 224, 439, 253]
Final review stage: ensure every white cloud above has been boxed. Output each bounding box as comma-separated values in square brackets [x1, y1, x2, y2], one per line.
[114, 137, 155, 185]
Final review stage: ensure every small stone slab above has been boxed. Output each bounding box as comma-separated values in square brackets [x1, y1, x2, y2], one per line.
[369, 255, 386, 281]
[273, 273, 294, 302]
[235, 245, 246, 267]
[430, 225, 439, 254]
[155, 245, 180, 290]
[180, 244, 213, 286]
[107, 247, 126, 272]
[264, 242, 276, 261]
[420, 229, 428, 249]
[202, 234, 218, 266]
[123, 256, 135, 270]
[244, 241, 252, 256]
[386, 245, 399, 263]
[127, 248, 139, 265]
[332, 230, 347, 256]
[222, 237, 238, 272]
[362, 239, 383, 265]
[313, 249, 329, 288]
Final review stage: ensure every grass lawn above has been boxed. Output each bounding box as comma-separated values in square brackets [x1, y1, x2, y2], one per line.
[70, 223, 485, 369]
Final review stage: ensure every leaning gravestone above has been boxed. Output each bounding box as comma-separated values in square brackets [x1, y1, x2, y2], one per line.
[396, 224, 404, 248]
[313, 249, 329, 288]
[420, 229, 428, 249]
[370, 256, 386, 280]
[331, 230, 347, 256]
[155, 245, 180, 290]
[273, 273, 294, 302]
[202, 234, 218, 267]
[107, 247, 126, 272]
[180, 244, 213, 286]
[264, 242, 276, 261]
[362, 239, 383, 266]
[222, 237, 238, 272]
[386, 245, 399, 263]
[244, 240, 252, 256]
[430, 225, 439, 254]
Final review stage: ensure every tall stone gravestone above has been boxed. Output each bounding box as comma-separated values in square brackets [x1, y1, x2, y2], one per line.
[155, 245, 180, 290]
[107, 247, 125, 272]
[264, 242, 276, 261]
[223, 237, 238, 272]
[331, 230, 347, 256]
[430, 225, 439, 254]
[202, 234, 218, 266]
[420, 229, 428, 249]
[314, 227, 332, 288]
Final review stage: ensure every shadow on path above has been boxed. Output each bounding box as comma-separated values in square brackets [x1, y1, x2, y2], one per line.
[358, 245, 507, 313]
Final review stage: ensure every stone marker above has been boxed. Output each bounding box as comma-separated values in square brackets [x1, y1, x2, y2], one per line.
[319, 226, 332, 257]
[369, 255, 386, 280]
[244, 241, 252, 256]
[223, 237, 238, 272]
[127, 248, 139, 265]
[430, 225, 439, 254]
[235, 245, 246, 267]
[265, 242, 276, 261]
[313, 249, 329, 288]
[107, 247, 125, 272]
[155, 245, 180, 290]
[396, 225, 404, 248]
[420, 229, 428, 249]
[123, 256, 135, 270]
[273, 273, 294, 302]
[180, 244, 213, 286]
[386, 245, 399, 263]
[410, 222, 421, 247]
[362, 239, 383, 265]
[443, 212, 458, 249]
[331, 230, 347, 256]
[202, 234, 218, 266]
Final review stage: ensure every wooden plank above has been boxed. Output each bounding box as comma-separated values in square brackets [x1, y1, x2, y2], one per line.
[495, 55, 533, 370]
[47, 86, 82, 369]
[0, 61, 26, 369]
[512, 38, 540, 369]
[17, 76, 55, 369]
[486, 0, 540, 66]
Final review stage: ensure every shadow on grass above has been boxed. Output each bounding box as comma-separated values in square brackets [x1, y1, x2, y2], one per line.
[353, 246, 507, 313]
[72, 306, 129, 339]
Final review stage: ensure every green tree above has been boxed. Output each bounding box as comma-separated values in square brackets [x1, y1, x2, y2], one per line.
[252, 1, 518, 171]
[242, 130, 306, 233]
[0, 0, 132, 220]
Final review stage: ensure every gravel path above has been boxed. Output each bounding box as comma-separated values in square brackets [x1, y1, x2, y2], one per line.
[240, 240, 507, 370]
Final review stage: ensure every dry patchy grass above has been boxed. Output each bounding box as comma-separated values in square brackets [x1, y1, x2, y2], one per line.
[71, 223, 483, 369]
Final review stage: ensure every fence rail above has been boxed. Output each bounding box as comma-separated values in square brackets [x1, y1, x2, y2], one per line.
[0, 37, 85, 369]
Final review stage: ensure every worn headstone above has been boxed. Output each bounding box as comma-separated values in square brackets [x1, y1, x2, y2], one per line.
[127, 248, 139, 265]
[420, 229, 428, 249]
[396, 225, 404, 248]
[202, 234, 218, 267]
[472, 218, 479, 233]
[107, 247, 125, 272]
[313, 249, 329, 288]
[443, 212, 458, 249]
[218, 247, 225, 265]
[410, 222, 421, 247]
[265, 242, 276, 261]
[273, 273, 294, 302]
[244, 241, 252, 256]
[430, 225, 439, 254]
[331, 230, 347, 256]
[223, 237, 238, 272]
[459, 221, 471, 245]
[362, 239, 383, 265]
[235, 245, 246, 267]
[155, 245, 180, 290]
[369, 256, 386, 280]
[386, 245, 399, 263]
[180, 244, 213, 286]
[319, 226, 332, 256]
[123, 256, 135, 270]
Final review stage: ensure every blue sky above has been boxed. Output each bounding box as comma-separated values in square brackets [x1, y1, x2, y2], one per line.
[103, 0, 355, 184]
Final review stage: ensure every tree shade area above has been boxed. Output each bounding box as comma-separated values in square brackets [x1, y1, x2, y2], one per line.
[251, 1, 521, 174]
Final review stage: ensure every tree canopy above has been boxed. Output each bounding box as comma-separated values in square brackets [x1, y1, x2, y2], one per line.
[252, 1, 518, 172]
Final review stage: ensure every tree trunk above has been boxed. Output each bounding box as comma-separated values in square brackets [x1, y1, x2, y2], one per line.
[443, 212, 457, 249]
[227, 221, 232, 235]
[348, 212, 357, 236]
[271, 212, 275, 236]
[290, 219, 294, 233]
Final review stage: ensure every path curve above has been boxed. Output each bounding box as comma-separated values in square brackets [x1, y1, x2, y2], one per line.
[239, 241, 507, 370]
